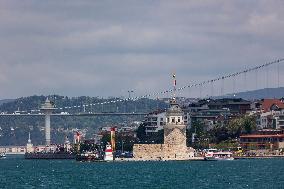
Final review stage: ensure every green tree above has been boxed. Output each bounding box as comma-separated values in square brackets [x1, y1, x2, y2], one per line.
[136, 123, 146, 141]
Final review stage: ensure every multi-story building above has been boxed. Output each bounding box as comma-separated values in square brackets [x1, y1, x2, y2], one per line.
[144, 111, 166, 135]
[255, 99, 284, 129]
[274, 114, 284, 129]
[206, 98, 252, 114]
[184, 98, 249, 130]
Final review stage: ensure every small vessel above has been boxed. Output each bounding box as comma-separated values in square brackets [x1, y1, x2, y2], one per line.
[204, 149, 234, 161]
[104, 144, 114, 161]
[76, 151, 103, 162]
[0, 152, 6, 159]
[25, 152, 75, 159]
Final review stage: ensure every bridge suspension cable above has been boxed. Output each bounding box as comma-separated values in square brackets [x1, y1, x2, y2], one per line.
[60, 58, 284, 111]
[11, 58, 284, 113]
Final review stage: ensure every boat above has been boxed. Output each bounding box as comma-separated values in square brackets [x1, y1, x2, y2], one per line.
[76, 151, 103, 162]
[104, 144, 114, 161]
[204, 149, 234, 161]
[0, 152, 6, 159]
[25, 151, 75, 159]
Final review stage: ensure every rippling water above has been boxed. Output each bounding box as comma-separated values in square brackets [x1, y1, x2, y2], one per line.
[0, 155, 283, 189]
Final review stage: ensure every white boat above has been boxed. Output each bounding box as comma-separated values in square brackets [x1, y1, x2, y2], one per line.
[0, 152, 6, 159]
[104, 144, 114, 161]
[204, 149, 234, 161]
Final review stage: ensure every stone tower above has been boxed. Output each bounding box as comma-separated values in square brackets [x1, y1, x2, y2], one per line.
[164, 98, 187, 146]
[132, 74, 195, 160]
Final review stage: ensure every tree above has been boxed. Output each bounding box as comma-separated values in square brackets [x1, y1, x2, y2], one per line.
[242, 116, 256, 134]
[136, 123, 146, 141]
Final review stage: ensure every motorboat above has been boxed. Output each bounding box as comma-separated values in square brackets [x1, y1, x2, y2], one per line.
[204, 149, 234, 161]
[0, 152, 6, 159]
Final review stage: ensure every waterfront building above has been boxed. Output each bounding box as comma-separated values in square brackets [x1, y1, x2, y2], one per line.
[240, 129, 284, 151]
[0, 146, 26, 154]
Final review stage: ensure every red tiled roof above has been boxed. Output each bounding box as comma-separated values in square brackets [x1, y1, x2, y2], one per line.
[240, 134, 284, 138]
[261, 99, 284, 112]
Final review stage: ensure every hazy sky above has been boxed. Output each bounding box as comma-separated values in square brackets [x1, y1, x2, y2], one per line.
[0, 0, 283, 99]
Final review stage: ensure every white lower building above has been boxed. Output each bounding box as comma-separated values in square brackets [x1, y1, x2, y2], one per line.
[256, 110, 284, 129]
[145, 111, 166, 135]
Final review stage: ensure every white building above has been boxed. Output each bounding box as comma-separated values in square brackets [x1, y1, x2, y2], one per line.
[256, 110, 284, 129]
[144, 111, 166, 135]
[0, 146, 26, 154]
[273, 114, 284, 129]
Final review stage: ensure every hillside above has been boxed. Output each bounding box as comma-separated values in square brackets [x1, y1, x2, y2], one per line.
[223, 87, 284, 100]
[0, 99, 14, 106]
[0, 95, 168, 146]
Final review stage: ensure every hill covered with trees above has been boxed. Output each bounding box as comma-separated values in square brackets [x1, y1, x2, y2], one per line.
[0, 95, 168, 146]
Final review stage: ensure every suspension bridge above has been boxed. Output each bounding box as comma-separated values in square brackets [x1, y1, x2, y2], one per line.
[0, 58, 284, 145]
[0, 58, 284, 116]
[1, 57, 283, 115]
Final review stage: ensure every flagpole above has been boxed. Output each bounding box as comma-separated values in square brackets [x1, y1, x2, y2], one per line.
[173, 73, 176, 99]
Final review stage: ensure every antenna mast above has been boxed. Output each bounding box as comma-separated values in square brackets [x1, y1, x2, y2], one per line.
[173, 73, 176, 99]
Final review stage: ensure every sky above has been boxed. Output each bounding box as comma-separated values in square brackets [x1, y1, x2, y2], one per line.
[0, 0, 283, 99]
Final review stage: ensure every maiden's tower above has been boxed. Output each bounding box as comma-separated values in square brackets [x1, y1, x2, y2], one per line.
[133, 74, 195, 160]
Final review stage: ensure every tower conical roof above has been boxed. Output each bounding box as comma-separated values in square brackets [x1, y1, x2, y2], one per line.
[166, 98, 183, 116]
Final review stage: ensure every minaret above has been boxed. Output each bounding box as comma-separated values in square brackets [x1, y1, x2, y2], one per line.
[64, 136, 71, 152]
[26, 132, 34, 153]
[28, 132, 31, 143]
[40, 98, 57, 146]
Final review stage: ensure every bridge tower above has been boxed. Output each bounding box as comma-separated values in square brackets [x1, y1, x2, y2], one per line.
[40, 98, 57, 146]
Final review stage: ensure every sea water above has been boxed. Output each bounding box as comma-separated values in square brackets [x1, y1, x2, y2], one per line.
[0, 155, 283, 189]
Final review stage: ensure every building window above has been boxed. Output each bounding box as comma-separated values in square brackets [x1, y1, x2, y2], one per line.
[178, 118, 180, 122]
[172, 118, 175, 123]
[160, 118, 163, 121]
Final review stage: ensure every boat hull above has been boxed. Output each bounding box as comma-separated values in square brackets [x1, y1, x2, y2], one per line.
[205, 157, 234, 161]
[25, 152, 75, 159]
[76, 154, 104, 162]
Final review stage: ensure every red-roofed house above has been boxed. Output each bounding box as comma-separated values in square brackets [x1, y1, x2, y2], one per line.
[256, 99, 284, 129]
[261, 99, 284, 113]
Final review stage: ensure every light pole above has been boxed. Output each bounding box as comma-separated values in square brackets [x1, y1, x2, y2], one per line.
[126, 90, 134, 113]
[128, 90, 134, 99]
